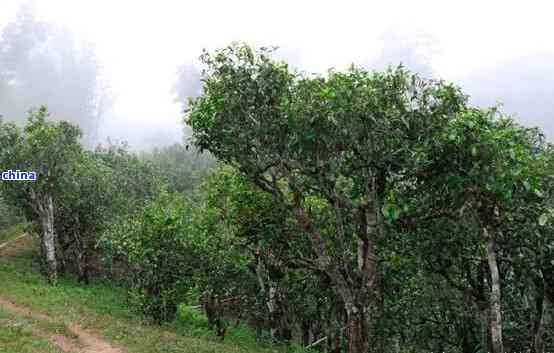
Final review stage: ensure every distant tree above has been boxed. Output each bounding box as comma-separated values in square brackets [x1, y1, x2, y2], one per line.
[94, 141, 164, 210]
[142, 143, 215, 194]
[0, 4, 111, 146]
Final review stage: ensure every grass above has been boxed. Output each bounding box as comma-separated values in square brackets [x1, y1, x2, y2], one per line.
[0, 221, 28, 244]
[0, 309, 64, 353]
[0, 237, 308, 353]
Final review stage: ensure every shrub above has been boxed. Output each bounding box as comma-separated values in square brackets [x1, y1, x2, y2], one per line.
[99, 193, 196, 323]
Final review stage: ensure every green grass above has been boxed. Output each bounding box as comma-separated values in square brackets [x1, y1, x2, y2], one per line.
[0, 222, 27, 244]
[0, 240, 308, 353]
[0, 309, 64, 353]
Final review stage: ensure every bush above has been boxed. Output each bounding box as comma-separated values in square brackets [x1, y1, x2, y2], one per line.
[99, 193, 197, 323]
[0, 197, 23, 230]
[176, 304, 210, 334]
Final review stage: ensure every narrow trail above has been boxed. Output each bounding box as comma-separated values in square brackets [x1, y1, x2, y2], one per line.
[0, 288, 125, 353]
[0, 233, 28, 250]
[0, 296, 81, 352]
[0, 236, 125, 353]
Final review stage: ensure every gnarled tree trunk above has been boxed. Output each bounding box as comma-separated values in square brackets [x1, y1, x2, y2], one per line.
[255, 250, 291, 342]
[345, 306, 369, 353]
[288, 170, 379, 353]
[30, 189, 58, 285]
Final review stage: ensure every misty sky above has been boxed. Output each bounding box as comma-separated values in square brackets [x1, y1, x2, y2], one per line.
[1, 0, 553, 149]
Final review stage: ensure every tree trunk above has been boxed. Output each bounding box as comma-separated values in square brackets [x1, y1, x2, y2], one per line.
[329, 321, 343, 353]
[290, 178, 378, 353]
[534, 293, 551, 353]
[301, 320, 311, 347]
[478, 305, 489, 352]
[28, 189, 58, 285]
[461, 286, 477, 353]
[204, 292, 217, 330]
[474, 259, 491, 353]
[72, 218, 90, 285]
[345, 306, 369, 353]
[462, 329, 473, 353]
[344, 194, 378, 353]
[484, 227, 503, 353]
[40, 194, 58, 285]
[394, 335, 401, 353]
[266, 282, 291, 341]
[255, 250, 291, 342]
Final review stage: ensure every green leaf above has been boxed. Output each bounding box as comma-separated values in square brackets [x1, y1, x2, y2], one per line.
[523, 180, 531, 191]
[534, 189, 544, 198]
[539, 213, 548, 226]
[509, 150, 516, 159]
[381, 205, 390, 219]
[390, 207, 400, 220]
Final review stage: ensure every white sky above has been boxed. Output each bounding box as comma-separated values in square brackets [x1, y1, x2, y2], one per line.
[2, 0, 554, 148]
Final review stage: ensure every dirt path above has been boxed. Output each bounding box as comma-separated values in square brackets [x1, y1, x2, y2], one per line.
[0, 233, 31, 257]
[0, 296, 125, 353]
[0, 233, 28, 250]
[0, 233, 126, 352]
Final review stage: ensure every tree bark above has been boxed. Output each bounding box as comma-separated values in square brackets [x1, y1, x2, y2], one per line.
[28, 189, 58, 285]
[72, 216, 90, 285]
[473, 260, 491, 353]
[534, 293, 551, 353]
[346, 307, 368, 353]
[255, 249, 291, 342]
[301, 320, 312, 347]
[38, 194, 58, 285]
[266, 282, 291, 341]
[478, 305, 489, 352]
[484, 226, 503, 353]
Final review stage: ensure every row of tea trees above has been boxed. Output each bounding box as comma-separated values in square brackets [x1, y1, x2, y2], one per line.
[183, 44, 554, 353]
[1, 45, 553, 353]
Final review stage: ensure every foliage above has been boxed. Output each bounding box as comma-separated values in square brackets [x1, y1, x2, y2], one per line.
[0, 194, 26, 241]
[99, 193, 196, 323]
[0, 106, 82, 284]
[1, 42, 554, 353]
[0, 243, 305, 353]
[0, 106, 82, 201]
[94, 142, 165, 211]
[141, 143, 216, 194]
[54, 151, 118, 283]
[186, 43, 470, 353]
[185, 43, 553, 352]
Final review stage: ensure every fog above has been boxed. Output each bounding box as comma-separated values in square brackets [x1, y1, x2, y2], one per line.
[0, 3, 111, 147]
[363, 30, 554, 138]
[1, 1, 553, 150]
[364, 28, 438, 79]
[459, 52, 554, 138]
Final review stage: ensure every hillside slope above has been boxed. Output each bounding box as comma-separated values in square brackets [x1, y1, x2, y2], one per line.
[0, 235, 298, 353]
